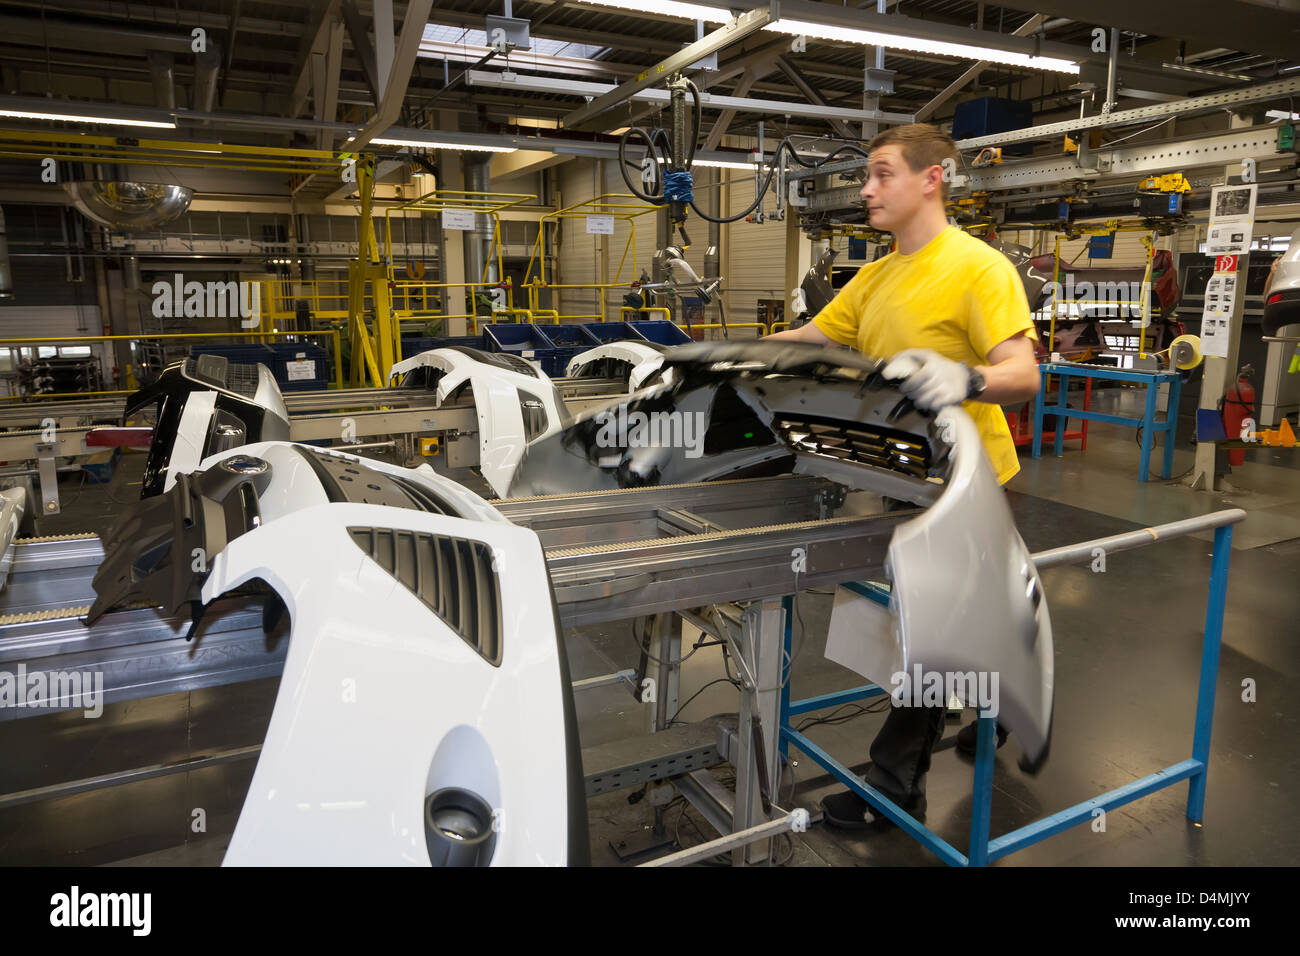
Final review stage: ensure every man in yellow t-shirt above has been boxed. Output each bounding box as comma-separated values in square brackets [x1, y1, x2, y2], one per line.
[768, 123, 1040, 830]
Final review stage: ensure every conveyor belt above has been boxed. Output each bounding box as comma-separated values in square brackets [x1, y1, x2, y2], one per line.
[0, 475, 896, 716]
[0, 376, 626, 431]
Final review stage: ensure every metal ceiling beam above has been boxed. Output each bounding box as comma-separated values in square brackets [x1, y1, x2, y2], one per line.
[374, 0, 395, 96]
[468, 70, 913, 124]
[0, 13, 199, 54]
[992, 0, 1300, 64]
[0, 0, 303, 41]
[348, 0, 435, 151]
[956, 75, 1300, 149]
[313, 19, 346, 150]
[426, 7, 684, 57]
[560, 7, 774, 131]
[775, 56, 858, 140]
[341, 0, 381, 104]
[220, 0, 243, 108]
[289, 0, 342, 119]
[915, 13, 1047, 121]
[703, 68, 759, 151]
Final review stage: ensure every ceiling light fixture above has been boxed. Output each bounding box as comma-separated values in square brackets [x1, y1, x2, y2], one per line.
[1161, 61, 1252, 82]
[373, 136, 516, 153]
[764, 19, 1079, 74]
[0, 107, 175, 129]
[576, 0, 729, 23]
[691, 158, 765, 170]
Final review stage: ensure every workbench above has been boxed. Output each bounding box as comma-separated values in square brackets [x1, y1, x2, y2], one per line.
[1032, 362, 1183, 480]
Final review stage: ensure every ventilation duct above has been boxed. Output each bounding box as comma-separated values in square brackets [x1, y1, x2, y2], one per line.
[0, 207, 12, 298]
[63, 181, 193, 232]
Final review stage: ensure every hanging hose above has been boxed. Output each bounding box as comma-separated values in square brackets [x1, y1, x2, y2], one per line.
[616, 90, 872, 225]
[618, 126, 668, 204]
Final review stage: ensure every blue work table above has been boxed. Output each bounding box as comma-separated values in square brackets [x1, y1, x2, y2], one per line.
[1032, 362, 1183, 481]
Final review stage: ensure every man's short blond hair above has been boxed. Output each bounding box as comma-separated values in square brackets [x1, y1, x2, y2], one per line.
[868, 123, 960, 202]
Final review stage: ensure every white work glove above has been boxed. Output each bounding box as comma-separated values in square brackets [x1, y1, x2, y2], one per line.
[882, 348, 976, 412]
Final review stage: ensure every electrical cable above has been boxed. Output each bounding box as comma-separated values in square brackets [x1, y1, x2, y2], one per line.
[665, 676, 742, 727]
[618, 120, 871, 225]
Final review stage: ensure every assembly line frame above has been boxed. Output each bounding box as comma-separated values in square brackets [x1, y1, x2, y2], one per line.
[776, 508, 1244, 867]
[0, 471, 1246, 867]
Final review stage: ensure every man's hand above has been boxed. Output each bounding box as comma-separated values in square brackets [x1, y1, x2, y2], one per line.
[882, 348, 975, 411]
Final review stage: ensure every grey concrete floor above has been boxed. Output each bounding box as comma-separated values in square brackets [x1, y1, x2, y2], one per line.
[1, 382, 1296, 867]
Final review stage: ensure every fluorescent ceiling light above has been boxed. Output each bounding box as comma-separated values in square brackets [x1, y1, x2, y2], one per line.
[576, 0, 729, 22]
[1161, 61, 1252, 82]
[765, 19, 1079, 74]
[692, 158, 763, 170]
[373, 137, 516, 153]
[0, 108, 175, 129]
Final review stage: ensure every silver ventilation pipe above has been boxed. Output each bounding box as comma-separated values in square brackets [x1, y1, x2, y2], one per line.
[460, 152, 495, 308]
[148, 51, 177, 112]
[0, 207, 13, 299]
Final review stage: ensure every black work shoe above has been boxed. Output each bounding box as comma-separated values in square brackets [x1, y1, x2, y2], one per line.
[956, 720, 1009, 756]
[820, 787, 927, 830]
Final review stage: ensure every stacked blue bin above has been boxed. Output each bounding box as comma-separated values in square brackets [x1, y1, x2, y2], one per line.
[626, 320, 692, 346]
[538, 325, 600, 377]
[582, 322, 639, 344]
[189, 343, 330, 392]
[483, 324, 603, 377]
[400, 335, 486, 358]
[484, 324, 557, 375]
[266, 343, 330, 392]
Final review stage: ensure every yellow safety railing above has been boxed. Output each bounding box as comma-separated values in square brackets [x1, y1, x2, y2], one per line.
[261, 277, 350, 319]
[491, 308, 535, 323]
[522, 281, 624, 323]
[0, 329, 345, 392]
[620, 306, 672, 322]
[676, 322, 769, 339]
[521, 194, 660, 323]
[384, 187, 537, 289]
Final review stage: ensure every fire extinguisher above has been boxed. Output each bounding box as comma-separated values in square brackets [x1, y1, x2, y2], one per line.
[1221, 365, 1256, 467]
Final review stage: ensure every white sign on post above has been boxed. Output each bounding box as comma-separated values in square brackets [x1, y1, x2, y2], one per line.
[1200, 184, 1258, 358]
[586, 214, 615, 235]
[442, 208, 476, 231]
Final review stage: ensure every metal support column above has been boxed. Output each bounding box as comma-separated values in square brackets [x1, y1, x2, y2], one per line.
[347, 155, 395, 386]
[1187, 524, 1234, 820]
[35, 443, 59, 515]
[733, 597, 786, 864]
[651, 612, 682, 733]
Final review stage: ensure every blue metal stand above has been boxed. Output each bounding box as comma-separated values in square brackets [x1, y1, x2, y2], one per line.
[778, 521, 1236, 866]
[1032, 362, 1182, 481]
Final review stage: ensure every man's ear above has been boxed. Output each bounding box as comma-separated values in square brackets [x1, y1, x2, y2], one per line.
[923, 164, 944, 198]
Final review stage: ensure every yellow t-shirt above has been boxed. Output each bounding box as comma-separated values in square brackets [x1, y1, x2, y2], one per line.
[813, 226, 1036, 484]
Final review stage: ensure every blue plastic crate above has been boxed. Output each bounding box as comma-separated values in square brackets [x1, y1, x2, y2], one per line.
[541, 347, 590, 378]
[483, 323, 555, 359]
[951, 97, 1033, 156]
[401, 335, 487, 358]
[266, 343, 329, 392]
[544, 325, 601, 348]
[401, 337, 437, 357]
[582, 322, 639, 344]
[627, 320, 691, 346]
